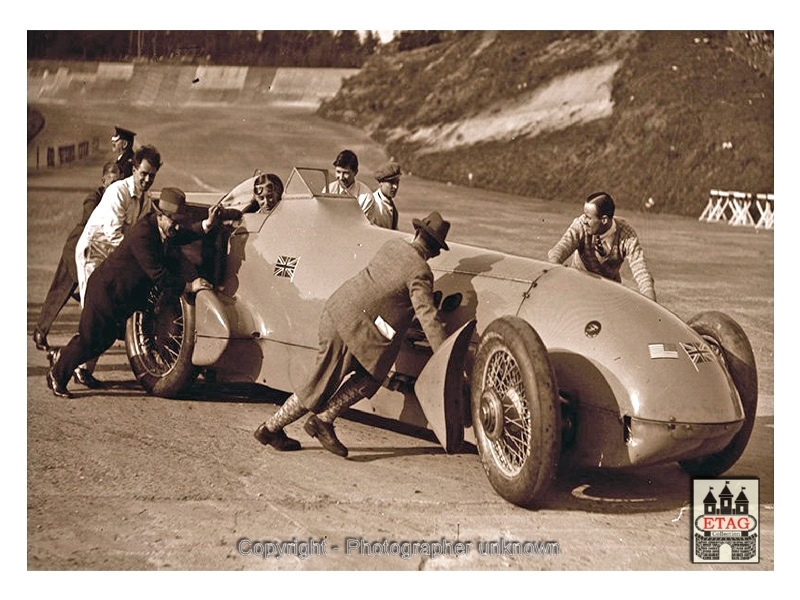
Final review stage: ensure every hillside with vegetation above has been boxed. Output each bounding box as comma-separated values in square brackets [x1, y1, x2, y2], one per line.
[318, 30, 773, 216]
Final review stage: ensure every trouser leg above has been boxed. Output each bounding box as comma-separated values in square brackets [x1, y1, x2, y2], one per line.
[77, 251, 101, 309]
[76, 259, 100, 375]
[53, 292, 119, 388]
[36, 258, 77, 336]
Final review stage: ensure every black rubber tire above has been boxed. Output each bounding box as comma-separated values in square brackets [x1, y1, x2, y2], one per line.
[679, 311, 758, 477]
[470, 316, 561, 508]
[125, 290, 199, 398]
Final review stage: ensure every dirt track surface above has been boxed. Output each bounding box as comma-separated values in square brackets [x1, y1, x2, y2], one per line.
[26, 102, 774, 575]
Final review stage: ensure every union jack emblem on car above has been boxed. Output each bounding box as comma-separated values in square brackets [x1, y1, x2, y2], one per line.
[680, 341, 715, 371]
[274, 255, 299, 280]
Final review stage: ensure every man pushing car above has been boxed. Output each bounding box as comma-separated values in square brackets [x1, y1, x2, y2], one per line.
[253, 211, 451, 457]
[46, 188, 227, 398]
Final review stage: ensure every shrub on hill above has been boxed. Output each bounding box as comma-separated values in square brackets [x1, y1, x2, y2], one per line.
[319, 31, 773, 216]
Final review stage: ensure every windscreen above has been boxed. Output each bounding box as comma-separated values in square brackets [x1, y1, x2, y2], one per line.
[284, 168, 332, 197]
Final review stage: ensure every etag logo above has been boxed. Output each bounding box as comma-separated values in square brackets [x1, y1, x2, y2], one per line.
[691, 478, 759, 563]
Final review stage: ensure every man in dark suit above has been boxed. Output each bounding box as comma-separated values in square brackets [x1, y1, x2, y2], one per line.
[254, 211, 451, 457]
[111, 125, 136, 178]
[46, 188, 225, 398]
[32, 161, 122, 352]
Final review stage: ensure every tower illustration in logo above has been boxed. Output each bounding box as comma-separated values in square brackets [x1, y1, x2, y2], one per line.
[692, 478, 759, 563]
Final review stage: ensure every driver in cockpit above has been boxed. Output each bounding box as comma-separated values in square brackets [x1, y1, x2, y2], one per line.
[244, 172, 284, 213]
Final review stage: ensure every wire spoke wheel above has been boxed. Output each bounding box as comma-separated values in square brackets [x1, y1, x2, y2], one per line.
[133, 293, 185, 376]
[125, 288, 198, 397]
[480, 349, 531, 477]
[471, 316, 560, 508]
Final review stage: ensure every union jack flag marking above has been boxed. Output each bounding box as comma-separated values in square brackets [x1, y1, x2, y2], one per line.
[680, 341, 715, 371]
[274, 255, 299, 280]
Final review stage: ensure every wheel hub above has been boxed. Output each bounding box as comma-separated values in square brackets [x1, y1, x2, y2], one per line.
[479, 388, 506, 441]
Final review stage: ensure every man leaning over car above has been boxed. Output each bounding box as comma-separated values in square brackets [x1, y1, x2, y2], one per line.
[548, 191, 656, 301]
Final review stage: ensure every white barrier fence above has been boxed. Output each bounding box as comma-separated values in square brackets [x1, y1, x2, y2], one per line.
[699, 189, 774, 230]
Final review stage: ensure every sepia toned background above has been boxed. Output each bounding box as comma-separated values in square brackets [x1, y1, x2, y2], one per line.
[24, 23, 778, 583]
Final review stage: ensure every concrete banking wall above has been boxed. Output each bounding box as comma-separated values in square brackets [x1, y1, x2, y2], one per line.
[27, 61, 359, 170]
[28, 61, 359, 108]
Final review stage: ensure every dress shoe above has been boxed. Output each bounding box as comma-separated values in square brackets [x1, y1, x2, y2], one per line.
[304, 414, 348, 457]
[253, 423, 301, 451]
[47, 347, 61, 369]
[46, 369, 73, 399]
[73, 368, 105, 389]
[33, 329, 49, 351]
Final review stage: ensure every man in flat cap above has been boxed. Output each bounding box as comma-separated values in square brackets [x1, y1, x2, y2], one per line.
[46, 189, 226, 398]
[370, 161, 403, 230]
[253, 211, 451, 457]
[111, 125, 136, 178]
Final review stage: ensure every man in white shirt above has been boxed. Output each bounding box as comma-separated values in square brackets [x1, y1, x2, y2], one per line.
[370, 161, 402, 230]
[76, 144, 162, 302]
[324, 149, 375, 220]
[71, 144, 162, 387]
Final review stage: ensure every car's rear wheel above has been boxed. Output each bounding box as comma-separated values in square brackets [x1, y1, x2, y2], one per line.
[679, 311, 758, 477]
[470, 316, 560, 508]
[125, 289, 199, 398]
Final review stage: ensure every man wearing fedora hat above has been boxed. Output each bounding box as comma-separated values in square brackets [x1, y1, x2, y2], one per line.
[369, 161, 402, 230]
[46, 188, 226, 398]
[111, 125, 136, 178]
[254, 211, 451, 456]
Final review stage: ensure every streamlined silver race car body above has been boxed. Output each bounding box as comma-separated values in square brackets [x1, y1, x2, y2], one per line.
[125, 168, 757, 507]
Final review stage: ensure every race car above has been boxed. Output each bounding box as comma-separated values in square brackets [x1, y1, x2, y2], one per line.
[124, 167, 757, 508]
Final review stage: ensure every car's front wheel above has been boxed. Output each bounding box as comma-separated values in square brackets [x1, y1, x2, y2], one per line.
[125, 289, 199, 398]
[470, 316, 561, 508]
[679, 311, 758, 477]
